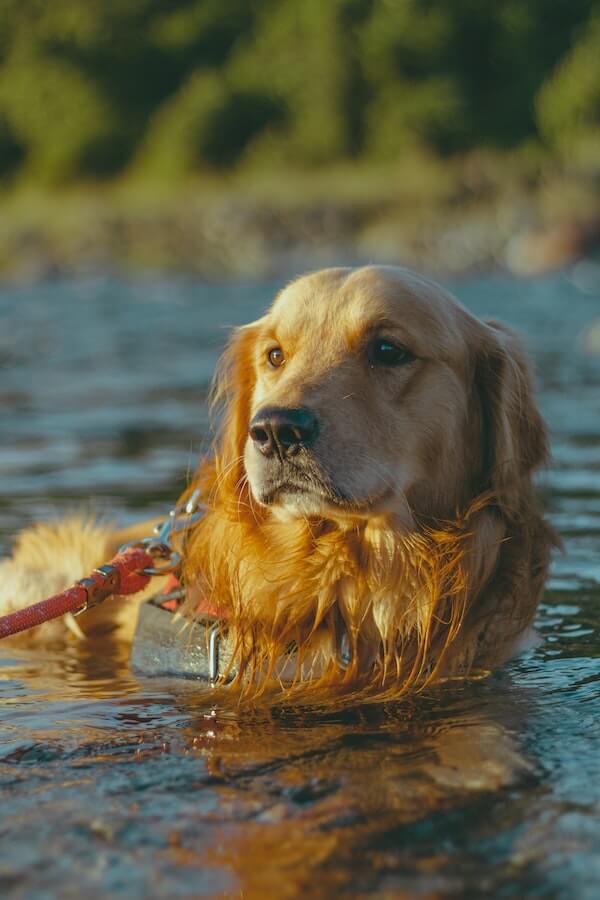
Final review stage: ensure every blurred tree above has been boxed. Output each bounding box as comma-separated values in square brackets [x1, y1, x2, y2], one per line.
[536, 14, 600, 170]
[441, 0, 596, 146]
[358, 1, 466, 156]
[0, 0, 596, 184]
[137, 70, 286, 174]
[226, 0, 366, 166]
[0, 48, 120, 181]
[0, 114, 24, 178]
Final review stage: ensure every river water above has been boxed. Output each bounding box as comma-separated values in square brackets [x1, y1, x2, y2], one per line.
[1, 268, 599, 898]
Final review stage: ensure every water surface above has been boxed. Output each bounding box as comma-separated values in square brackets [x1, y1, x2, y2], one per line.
[1, 270, 599, 897]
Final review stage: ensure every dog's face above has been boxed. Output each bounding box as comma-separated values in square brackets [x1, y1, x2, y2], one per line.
[216, 266, 546, 524]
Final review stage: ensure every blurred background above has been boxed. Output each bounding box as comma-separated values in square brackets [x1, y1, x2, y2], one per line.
[0, 0, 599, 280]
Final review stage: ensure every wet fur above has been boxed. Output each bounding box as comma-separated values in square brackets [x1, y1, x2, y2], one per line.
[0, 267, 557, 698]
[179, 267, 556, 696]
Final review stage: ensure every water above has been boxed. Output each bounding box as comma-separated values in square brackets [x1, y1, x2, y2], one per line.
[1, 269, 599, 898]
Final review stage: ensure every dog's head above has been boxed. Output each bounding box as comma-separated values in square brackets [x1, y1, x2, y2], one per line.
[210, 266, 547, 525]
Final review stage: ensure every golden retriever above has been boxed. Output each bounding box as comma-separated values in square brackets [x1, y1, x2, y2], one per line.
[0, 266, 557, 697]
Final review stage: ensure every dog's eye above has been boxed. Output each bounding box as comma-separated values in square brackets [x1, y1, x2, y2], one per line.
[267, 346, 285, 368]
[368, 339, 415, 367]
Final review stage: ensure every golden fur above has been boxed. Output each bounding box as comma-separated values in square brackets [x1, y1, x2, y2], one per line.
[179, 266, 556, 695]
[0, 266, 556, 697]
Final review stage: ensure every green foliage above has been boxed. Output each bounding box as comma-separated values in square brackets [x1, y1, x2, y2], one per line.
[358, 0, 466, 156]
[0, 0, 597, 185]
[0, 113, 23, 177]
[536, 15, 600, 168]
[138, 71, 286, 174]
[0, 50, 121, 181]
[224, 0, 363, 166]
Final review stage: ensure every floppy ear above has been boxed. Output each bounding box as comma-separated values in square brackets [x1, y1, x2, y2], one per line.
[475, 320, 548, 516]
[205, 322, 261, 505]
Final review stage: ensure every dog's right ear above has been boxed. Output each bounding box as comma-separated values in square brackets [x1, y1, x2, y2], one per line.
[475, 320, 549, 517]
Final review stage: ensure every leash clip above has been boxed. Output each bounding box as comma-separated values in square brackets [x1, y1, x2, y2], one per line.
[119, 489, 206, 577]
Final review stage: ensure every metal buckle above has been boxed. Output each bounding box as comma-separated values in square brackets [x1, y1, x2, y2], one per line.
[141, 541, 182, 577]
[207, 622, 220, 684]
[119, 488, 207, 577]
[75, 564, 121, 614]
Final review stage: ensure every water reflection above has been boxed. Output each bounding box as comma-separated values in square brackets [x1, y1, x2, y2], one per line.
[2, 617, 596, 898]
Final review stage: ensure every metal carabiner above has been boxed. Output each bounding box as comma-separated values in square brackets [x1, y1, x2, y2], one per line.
[119, 488, 206, 577]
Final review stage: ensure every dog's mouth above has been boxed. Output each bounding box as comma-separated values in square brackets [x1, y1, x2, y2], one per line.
[256, 468, 330, 506]
[253, 464, 393, 514]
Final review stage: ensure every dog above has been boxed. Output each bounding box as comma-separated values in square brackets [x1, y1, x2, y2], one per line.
[0, 266, 557, 696]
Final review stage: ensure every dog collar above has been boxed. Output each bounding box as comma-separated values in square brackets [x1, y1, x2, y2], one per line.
[131, 586, 352, 684]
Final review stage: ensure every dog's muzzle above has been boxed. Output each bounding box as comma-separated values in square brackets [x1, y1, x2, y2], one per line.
[249, 406, 319, 460]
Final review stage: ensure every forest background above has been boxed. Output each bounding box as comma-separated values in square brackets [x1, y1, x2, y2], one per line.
[1, 0, 598, 279]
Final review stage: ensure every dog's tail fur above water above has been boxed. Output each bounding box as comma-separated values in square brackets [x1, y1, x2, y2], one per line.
[0, 517, 154, 644]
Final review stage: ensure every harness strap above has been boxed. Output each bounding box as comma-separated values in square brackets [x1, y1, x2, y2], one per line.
[157, 574, 230, 619]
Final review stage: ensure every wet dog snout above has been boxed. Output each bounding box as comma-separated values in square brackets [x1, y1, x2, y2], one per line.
[249, 407, 319, 458]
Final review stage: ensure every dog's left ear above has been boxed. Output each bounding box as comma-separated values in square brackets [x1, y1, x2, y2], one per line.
[475, 320, 548, 516]
[208, 321, 262, 504]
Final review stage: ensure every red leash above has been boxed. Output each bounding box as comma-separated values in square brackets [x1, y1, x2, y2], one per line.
[0, 546, 154, 640]
[0, 491, 206, 641]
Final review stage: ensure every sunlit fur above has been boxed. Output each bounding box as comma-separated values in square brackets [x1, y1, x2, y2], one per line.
[180, 266, 557, 698]
[0, 266, 556, 695]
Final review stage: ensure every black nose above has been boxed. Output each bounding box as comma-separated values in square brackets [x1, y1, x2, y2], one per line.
[249, 406, 319, 458]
